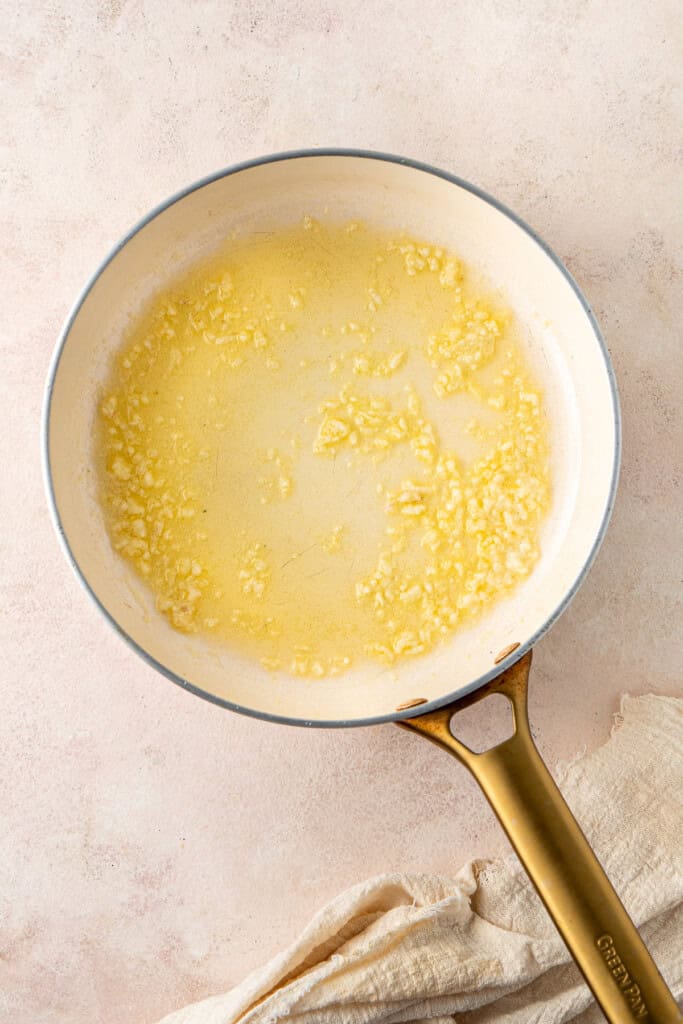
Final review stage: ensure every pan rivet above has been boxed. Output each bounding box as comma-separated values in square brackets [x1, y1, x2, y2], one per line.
[396, 697, 428, 711]
[494, 641, 521, 665]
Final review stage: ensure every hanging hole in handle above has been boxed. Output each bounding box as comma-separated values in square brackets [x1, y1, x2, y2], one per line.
[450, 692, 516, 753]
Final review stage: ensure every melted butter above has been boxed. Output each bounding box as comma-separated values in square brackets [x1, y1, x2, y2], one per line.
[97, 220, 551, 676]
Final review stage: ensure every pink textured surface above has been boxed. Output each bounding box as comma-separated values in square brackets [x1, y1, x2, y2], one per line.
[1, 3, 681, 1022]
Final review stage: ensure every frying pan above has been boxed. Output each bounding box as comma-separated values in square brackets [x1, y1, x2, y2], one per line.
[43, 151, 680, 1023]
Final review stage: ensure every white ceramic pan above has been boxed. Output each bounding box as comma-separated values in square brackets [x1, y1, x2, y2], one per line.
[43, 152, 680, 1023]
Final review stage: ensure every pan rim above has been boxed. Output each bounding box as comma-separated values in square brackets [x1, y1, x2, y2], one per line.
[42, 147, 621, 728]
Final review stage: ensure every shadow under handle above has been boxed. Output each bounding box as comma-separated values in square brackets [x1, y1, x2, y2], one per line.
[399, 653, 681, 1024]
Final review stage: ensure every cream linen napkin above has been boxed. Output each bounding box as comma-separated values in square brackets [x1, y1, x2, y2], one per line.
[158, 696, 682, 1024]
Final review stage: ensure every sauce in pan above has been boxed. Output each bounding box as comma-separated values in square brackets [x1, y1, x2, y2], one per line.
[97, 220, 550, 676]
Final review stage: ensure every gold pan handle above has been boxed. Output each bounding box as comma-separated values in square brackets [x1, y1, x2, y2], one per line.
[400, 653, 681, 1023]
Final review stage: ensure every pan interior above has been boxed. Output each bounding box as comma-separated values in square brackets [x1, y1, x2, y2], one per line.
[46, 155, 617, 723]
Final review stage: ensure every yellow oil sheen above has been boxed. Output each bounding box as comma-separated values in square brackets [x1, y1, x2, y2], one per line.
[97, 220, 551, 676]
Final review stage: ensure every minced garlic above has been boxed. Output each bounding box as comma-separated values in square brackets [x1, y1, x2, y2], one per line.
[97, 219, 550, 676]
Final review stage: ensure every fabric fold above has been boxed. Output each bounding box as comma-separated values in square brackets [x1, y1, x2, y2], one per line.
[157, 695, 682, 1024]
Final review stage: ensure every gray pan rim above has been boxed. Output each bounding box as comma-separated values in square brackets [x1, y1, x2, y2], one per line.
[42, 148, 621, 729]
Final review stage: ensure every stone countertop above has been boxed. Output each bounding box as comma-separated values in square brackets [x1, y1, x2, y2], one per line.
[1, 2, 681, 1021]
